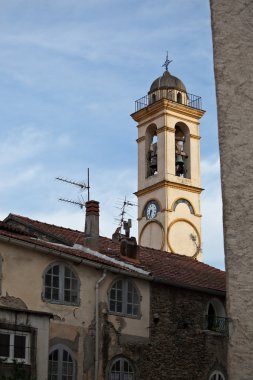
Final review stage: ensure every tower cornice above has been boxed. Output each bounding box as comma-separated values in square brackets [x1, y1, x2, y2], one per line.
[131, 98, 205, 123]
[135, 180, 204, 197]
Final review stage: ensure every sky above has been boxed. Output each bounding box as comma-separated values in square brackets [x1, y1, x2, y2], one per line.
[0, 0, 224, 269]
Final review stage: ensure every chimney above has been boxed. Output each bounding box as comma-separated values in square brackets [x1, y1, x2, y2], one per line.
[120, 237, 138, 260]
[84, 200, 99, 250]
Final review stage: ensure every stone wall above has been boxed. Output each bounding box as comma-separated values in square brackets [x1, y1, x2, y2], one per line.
[210, 1, 253, 378]
[103, 283, 227, 379]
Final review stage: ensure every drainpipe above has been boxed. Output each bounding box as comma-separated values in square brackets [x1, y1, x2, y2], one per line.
[95, 270, 107, 380]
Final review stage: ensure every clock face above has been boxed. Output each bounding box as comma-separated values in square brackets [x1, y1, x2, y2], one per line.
[146, 202, 158, 219]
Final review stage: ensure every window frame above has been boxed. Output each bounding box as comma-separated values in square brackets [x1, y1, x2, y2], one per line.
[48, 344, 75, 380]
[108, 356, 135, 380]
[205, 298, 227, 334]
[42, 262, 80, 306]
[108, 278, 141, 319]
[0, 329, 30, 364]
[209, 370, 225, 380]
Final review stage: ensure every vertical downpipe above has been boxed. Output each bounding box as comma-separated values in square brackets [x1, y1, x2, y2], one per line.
[95, 270, 107, 380]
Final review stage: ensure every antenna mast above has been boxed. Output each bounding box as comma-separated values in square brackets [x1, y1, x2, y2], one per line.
[115, 197, 137, 238]
[56, 168, 90, 209]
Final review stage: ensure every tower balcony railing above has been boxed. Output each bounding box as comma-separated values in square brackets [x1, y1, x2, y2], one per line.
[134, 89, 203, 112]
[205, 315, 229, 335]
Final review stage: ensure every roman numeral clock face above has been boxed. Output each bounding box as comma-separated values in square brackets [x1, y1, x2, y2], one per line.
[145, 201, 159, 220]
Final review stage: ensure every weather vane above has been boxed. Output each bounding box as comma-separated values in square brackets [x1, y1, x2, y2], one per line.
[162, 51, 173, 71]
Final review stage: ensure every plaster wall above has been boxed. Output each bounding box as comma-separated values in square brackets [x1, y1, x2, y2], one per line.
[0, 242, 150, 379]
[210, 1, 253, 378]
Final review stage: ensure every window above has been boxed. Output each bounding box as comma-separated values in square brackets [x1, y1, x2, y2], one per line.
[0, 329, 30, 364]
[177, 92, 182, 103]
[48, 345, 75, 380]
[206, 299, 227, 334]
[109, 357, 135, 380]
[109, 278, 140, 318]
[43, 263, 79, 305]
[209, 370, 225, 380]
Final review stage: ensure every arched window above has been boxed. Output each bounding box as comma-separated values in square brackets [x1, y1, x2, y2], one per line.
[206, 299, 227, 333]
[49, 345, 75, 380]
[108, 278, 140, 318]
[209, 370, 225, 380]
[146, 124, 158, 177]
[177, 92, 182, 103]
[43, 263, 79, 305]
[109, 357, 135, 380]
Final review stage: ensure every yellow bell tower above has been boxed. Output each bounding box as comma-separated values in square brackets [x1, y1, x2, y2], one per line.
[131, 60, 205, 259]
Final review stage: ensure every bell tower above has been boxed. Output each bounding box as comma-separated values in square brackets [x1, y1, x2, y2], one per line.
[131, 60, 205, 259]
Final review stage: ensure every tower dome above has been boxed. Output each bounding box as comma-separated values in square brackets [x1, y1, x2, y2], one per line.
[149, 70, 187, 94]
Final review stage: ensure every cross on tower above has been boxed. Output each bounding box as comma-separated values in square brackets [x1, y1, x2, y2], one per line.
[162, 52, 173, 71]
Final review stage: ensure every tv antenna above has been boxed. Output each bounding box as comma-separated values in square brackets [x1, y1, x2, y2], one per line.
[114, 196, 137, 238]
[56, 168, 90, 209]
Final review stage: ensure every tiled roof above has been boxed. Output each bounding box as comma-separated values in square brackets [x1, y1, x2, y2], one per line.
[1, 214, 226, 294]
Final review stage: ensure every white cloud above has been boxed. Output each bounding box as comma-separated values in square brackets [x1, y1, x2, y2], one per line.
[0, 126, 49, 166]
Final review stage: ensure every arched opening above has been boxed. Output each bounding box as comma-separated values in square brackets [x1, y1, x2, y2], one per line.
[175, 122, 190, 178]
[209, 370, 225, 380]
[177, 92, 182, 103]
[48, 344, 75, 380]
[108, 356, 135, 380]
[151, 93, 156, 103]
[206, 299, 227, 333]
[146, 124, 158, 177]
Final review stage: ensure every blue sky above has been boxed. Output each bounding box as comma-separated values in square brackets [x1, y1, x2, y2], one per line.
[0, 0, 224, 269]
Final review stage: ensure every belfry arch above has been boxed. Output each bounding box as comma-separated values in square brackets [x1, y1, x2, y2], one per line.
[175, 122, 191, 179]
[145, 124, 158, 177]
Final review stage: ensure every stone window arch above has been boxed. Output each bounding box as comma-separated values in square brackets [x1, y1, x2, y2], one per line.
[108, 356, 135, 380]
[209, 370, 225, 380]
[108, 278, 140, 318]
[145, 124, 158, 177]
[43, 262, 80, 305]
[48, 344, 75, 380]
[175, 122, 190, 178]
[206, 298, 227, 333]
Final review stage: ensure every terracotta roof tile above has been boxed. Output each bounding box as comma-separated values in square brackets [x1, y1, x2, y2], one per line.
[1, 214, 225, 293]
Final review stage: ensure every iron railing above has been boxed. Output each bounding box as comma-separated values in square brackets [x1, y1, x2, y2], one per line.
[134, 89, 202, 112]
[205, 315, 228, 334]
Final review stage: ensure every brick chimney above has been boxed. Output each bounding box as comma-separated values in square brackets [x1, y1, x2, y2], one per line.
[84, 200, 99, 250]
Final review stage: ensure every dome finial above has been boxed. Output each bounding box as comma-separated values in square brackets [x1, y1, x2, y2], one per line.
[162, 51, 173, 71]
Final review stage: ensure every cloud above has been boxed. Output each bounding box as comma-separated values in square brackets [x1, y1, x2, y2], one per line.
[0, 126, 49, 166]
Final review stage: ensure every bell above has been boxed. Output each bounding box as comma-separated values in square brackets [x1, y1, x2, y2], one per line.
[150, 154, 157, 169]
[176, 155, 184, 164]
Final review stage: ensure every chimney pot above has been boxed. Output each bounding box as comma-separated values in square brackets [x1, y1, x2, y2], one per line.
[84, 200, 99, 250]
